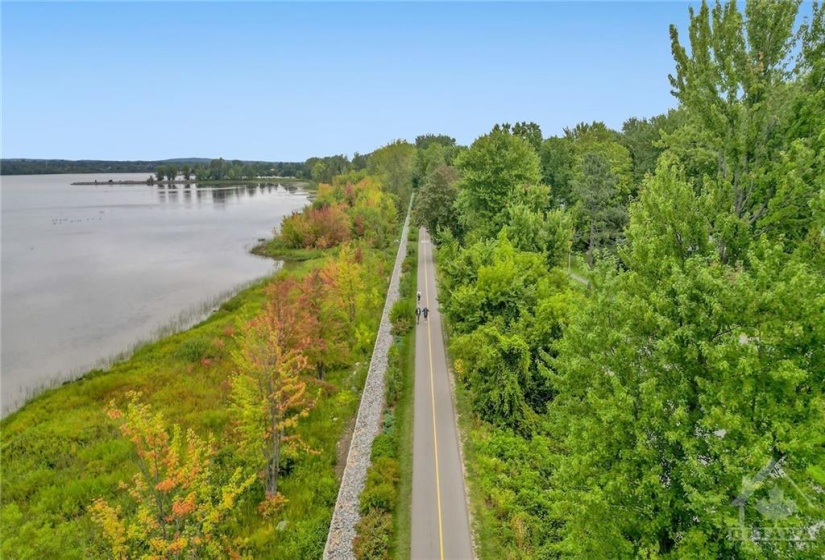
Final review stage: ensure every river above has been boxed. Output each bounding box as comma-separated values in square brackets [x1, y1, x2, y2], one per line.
[0, 173, 309, 416]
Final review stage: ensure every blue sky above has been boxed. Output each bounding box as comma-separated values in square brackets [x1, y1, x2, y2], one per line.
[2, 2, 697, 161]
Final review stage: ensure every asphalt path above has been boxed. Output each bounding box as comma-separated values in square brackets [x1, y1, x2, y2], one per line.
[411, 228, 474, 560]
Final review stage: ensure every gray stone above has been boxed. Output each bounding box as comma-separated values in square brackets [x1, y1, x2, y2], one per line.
[323, 204, 411, 560]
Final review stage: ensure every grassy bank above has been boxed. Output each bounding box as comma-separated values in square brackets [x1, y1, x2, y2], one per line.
[0, 177, 395, 559]
[0, 243, 395, 559]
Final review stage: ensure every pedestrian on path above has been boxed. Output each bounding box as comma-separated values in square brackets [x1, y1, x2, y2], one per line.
[415, 306, 421, 324]
[417, 290, 421, 303]
[422, 307, 429, 321]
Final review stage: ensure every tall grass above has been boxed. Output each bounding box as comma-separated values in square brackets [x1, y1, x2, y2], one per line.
[2, 276, 273, 417]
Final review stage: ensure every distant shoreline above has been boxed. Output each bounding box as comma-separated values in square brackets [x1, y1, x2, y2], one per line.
[70, 177, 307, 186]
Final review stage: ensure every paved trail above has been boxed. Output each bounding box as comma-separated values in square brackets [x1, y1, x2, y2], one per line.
[411, 228, 473, 560]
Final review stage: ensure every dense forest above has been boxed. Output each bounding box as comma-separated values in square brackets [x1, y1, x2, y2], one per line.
[410, 1, 824, 558]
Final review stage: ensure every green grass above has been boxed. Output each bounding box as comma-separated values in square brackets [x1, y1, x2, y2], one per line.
[0, 250, 390, 560]
[251, 237, 331, 261]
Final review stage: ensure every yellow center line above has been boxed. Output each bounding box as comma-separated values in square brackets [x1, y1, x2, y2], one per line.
[422, 231, 445, 560]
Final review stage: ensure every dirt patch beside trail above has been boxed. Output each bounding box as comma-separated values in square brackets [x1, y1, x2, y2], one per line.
[335, 414, 358, 481]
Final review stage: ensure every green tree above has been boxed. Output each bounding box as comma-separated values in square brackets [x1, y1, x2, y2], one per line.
[412, 164, 461, 242]
[368, 140, 417, 211]
[512, 121, 543, 154]
[414, 133, 456, 151]
[667, 0, 824, 261]
[620, 110, 683, 184]
[454, 125, 541, 239]
[164, 165, 177, 182]
[503, 203, 572, 270]
[352, 151, 369, 171]
[452, 323, 534, 433]
[572, 152, 627, 266]
[548, 158, 825, 558]
[540, 136, 576, 206]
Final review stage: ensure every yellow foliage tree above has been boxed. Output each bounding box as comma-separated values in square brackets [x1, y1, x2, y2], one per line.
[230, 313, 317, 511]
[90, 392, 254, 559]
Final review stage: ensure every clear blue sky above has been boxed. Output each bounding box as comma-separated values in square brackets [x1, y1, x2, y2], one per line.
[2, 1, 697, 162]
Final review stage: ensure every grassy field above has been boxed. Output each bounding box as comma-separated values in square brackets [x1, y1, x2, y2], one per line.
[0, 248, 390, 559]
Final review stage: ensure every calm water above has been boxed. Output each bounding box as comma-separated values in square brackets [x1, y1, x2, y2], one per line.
[0, 173, 309, 415]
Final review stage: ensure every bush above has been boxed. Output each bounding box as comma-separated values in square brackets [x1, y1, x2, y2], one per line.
[371, 433, 395, 461]
[401, 254, 416, 274]
[360, 481, 397, 514]
[174, 337, 217, 362]
[353, 510, 392, 560]
[389, 299, 414, 336]
[367, 457, 399, 488]
[385, 365, 403, 406]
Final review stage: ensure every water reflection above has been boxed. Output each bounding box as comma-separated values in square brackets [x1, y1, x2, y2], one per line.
[1, 173, 310, 416]
[156, 182, 289, 206]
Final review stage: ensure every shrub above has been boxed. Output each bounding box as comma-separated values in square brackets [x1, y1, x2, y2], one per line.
[385, 365, 403, 406]
[279, 204, 352, 249]
[360, 481, 397, 515]
[371, 433, 396, 461]
[352, 510, 392, 560]
[174, 337, 216, 363]
[389, 300, 414, 336]
[367, 457, 399, 488]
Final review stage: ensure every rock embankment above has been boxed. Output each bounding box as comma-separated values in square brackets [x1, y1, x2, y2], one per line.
[323, 209, 410, 560]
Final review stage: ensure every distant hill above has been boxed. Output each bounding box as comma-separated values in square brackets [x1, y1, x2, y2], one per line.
[0, 158, 302, 176]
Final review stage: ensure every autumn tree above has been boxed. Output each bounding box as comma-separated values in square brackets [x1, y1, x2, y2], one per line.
[297, 269, 351, 379]
[231, 310, 316, 507]
[90, 392, 254, 559]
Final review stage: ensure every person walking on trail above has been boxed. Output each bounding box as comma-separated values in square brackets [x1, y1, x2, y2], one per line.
[422, 307, 429, 322]
[417, 290, 421, 303]
[415, 306, 421, 324]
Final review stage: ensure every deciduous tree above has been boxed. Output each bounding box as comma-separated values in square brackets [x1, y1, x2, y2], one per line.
[454, 125, 541, 239]
[90, 392, 254, 559]
[231, 312, 315, 504]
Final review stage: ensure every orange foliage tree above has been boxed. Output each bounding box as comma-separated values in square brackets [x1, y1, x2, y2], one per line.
[230, 310, 317, 509]
[297, 268, 352, 379]
[90, 392, 254, 559]
[279, 203, 351, 249]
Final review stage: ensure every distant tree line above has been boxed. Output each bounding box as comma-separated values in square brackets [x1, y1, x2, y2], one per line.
[1, 158, 306, 177]
[152, 159, 306, 182]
